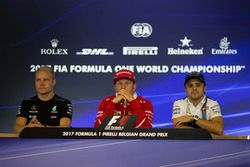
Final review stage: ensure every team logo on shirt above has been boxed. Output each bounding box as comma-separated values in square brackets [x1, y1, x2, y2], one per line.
[211, 106, 221, 114]
[67, 103, 73, 115]
[29, 105, 38, 114]
[51, 105, 58, 114]
[28, 105, 38, 118]
[50, 105, 58, 119]
[172, 107, 180, 116]
[201, 106, 207, 112]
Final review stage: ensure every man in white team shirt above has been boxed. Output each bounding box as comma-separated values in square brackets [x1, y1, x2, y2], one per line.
[172, 72, 224, 135]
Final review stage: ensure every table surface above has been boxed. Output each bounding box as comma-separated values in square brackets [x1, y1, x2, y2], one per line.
[0, 128, 248, 140]
[0, 137, 250, 167]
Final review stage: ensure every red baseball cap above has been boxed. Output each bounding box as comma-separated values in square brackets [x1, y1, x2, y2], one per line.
[113, 69, 136, 84]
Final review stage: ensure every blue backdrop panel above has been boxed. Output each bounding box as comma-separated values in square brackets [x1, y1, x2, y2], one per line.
[1, 0, 250, 135]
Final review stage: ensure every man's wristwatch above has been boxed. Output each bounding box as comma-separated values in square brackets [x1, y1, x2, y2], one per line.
[193, 115, 199, 123]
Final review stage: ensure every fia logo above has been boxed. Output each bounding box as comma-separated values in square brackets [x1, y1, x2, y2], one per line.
[219, 37, 230, 50]
[131, 23, 152, 38]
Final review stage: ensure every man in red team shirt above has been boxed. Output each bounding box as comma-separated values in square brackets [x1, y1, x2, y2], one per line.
[94, 69, 153, 128]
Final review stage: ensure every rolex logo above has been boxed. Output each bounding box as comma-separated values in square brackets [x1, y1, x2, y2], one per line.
[41, 39, 68, 55]
[50, 39, 59, 48]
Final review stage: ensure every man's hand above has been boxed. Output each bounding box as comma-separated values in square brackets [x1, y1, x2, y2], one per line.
[117, 89, 134, 102]
[112, 89, 135, 104]
[112, 94, 126, 104]
[27, 117, 44, 127]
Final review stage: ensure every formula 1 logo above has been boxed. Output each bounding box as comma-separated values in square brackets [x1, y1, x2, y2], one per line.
[101, 115, 137, 130]
[131, 23, 152, 38]
[107, 115, 130, 127]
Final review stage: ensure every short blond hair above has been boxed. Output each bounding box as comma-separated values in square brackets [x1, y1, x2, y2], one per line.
[35, 66, 55, 79]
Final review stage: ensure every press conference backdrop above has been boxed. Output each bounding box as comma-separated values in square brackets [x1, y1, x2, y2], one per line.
[1, 0, 250, 135]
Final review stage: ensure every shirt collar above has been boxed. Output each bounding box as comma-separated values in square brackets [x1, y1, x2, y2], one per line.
[187, 95, 206, 105]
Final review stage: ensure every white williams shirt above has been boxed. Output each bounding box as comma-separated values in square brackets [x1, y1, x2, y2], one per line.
[172, 96, 222, 120]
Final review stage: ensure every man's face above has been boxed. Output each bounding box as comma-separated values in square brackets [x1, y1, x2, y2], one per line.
[35, 70, 55, 95]
[114, 79, 136, 95]
[185, 78, 206, 101]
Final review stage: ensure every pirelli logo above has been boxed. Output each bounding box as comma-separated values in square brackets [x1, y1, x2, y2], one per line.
[123, 47, 158, 55]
